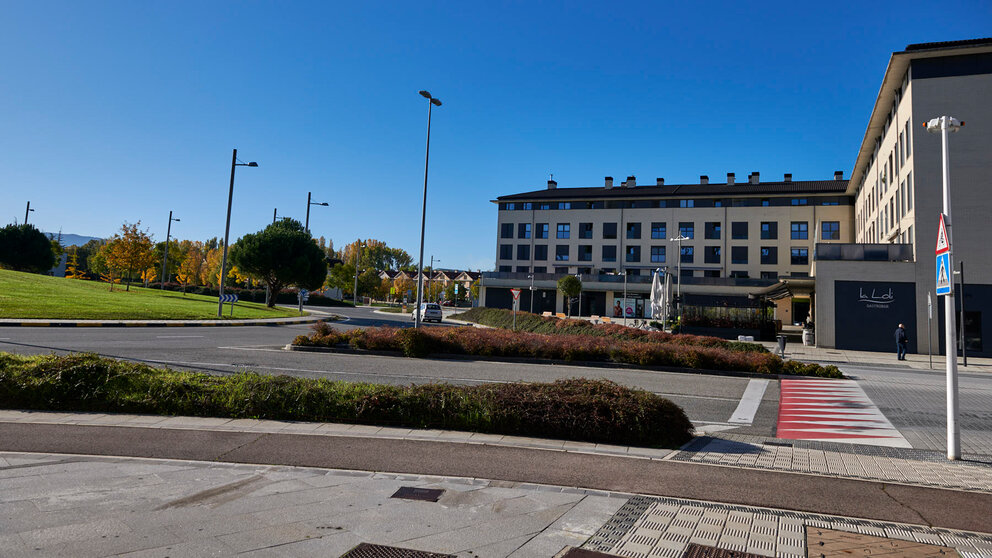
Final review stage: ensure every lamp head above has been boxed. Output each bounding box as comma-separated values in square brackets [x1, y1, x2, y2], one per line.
[319, 202, 329, 206]
[431, 98, 442, 107]
[247, 162, 258, 167]
[419, 90, 431, 99]
[174, 218, 181, 222]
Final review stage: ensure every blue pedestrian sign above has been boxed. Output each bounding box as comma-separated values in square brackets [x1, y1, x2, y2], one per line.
[935, 252, 952, 296]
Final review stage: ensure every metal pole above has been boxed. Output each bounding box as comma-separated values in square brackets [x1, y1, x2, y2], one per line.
[273, 208, 277, 224]
[677, 237, 683, 328]
[939, 116, 960, 460]
[24, 201, 31, 225]
[958, 261, 966, 366]
[623, 271, 628, 326]
[305, 192, 311, 233]
[577, 274, 582, 318]
[218, 149, 237, 318]
[928, 292, 933, 369]
[529, 274, 535, 314]
[161, 210, 172, 289]
[353, 239, 361, 306]
[430, 255, 434, 303]
[415, 98, 434, 328]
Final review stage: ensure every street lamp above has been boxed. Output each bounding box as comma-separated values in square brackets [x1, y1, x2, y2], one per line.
[160, 211, 180, 289]
[670, 234, 690, 329]
[414, 90, 442, 328]
[304, 191, 329, 233]
[576, 273, 582, 318]
[925, 115, 964, 460]
[353, 239, 364, 307]
[528, 273, 535, 314]
[619, 270, 628, 326]
[217, 149, 258, 318]
[24, 201, 34, 225]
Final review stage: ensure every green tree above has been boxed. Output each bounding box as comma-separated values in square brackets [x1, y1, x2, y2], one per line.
[0, 224, 56, 273]
[229, 219, 327, 307]
[327, 262, 356, 297]
[557, 275, 582, 317]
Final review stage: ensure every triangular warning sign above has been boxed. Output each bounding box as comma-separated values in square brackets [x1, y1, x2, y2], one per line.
[936, 214, 949, 254]
[937, 258, 950, 289]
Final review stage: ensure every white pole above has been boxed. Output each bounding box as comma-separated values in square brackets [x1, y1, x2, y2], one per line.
[939, 116, 960, 460]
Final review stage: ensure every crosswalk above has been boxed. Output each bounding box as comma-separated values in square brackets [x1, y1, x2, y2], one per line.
[776, 379, 911, 448]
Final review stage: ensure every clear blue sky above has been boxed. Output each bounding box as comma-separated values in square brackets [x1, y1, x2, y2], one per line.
[2, 1, 990, 271]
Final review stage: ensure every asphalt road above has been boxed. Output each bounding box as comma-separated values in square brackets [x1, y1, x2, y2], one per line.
[0, 306, 775, 434]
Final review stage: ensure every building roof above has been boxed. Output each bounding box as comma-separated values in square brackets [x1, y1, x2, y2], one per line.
[905, 38, 992, 52]
[494, 179, 848, 202]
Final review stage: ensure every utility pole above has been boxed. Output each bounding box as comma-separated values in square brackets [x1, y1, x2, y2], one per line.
[273, 208, 277, 224]
[528, 274, 535, 314]
[24, 201, 33, 225]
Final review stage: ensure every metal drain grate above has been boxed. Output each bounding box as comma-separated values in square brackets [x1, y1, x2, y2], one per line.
[681, 543, 767, 558]
[339, 542, 456, 558]
[390, 486, 444, 502]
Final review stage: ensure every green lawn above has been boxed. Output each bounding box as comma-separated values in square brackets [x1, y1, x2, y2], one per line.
[0, 269, 301, 320]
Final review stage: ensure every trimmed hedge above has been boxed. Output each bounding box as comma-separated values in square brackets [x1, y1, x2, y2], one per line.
[452, 307, 767, 354]
[0, 352, 693, 448]
[294, 324, 843, 378]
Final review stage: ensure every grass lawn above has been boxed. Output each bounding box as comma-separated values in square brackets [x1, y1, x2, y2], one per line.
[0, 269, 301, 320]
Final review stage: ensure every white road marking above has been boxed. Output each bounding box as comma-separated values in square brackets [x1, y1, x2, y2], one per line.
[728, 379, 769, 424]
[155, 335, 204, 339]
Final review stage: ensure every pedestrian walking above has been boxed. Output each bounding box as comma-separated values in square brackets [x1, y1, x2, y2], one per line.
[894, 323, 909, 360]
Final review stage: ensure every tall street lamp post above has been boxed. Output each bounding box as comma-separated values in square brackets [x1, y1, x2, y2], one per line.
[305, 191, 329, 233]
[576, 273, 582, 318]
[670, 234, 690, 329]
[353, 239, 363, 307]
[24, 201, 34, 225]
[414, 90, 442, 328]
[528, 273, 535, 314]
[621, 270, 628, 326]
[160, 211, 180, 289]
[925, 115, 964, 460]
[217, 149, 258, 318]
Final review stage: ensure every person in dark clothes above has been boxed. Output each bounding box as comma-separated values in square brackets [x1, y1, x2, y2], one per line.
[895, 323, 908, 360]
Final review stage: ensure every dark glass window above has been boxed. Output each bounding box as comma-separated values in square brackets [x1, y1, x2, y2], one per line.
[578, 245, 592, 261]
[791, 198, 808, 206]
[704, 270, 721, 277]
[705, 222, 721, 240]
[556, 223, 570, 239]
[760, 247, 777, 265]
[579, 223, 593, 239]
[651, 222, 666, 239]
[555, 245, 569, 261]
[603, 222, 617, 239]
[680, 246, 694, 263]
[602, 245, 617, 262]
[730, 271, 749, 278]
[522, 203, 532, 210]
[761, 198, 770, 207]
[516, 265, 529, 272]
[499, 265, 511, 272]
[500, 223, 513, 238]
[731, 222, 748, 239]
[680, 269, 693, 277]
[650, 246, 665, 263]
[537, 223, 549, 239]
[680, 199, 695, 208]
[714, 199, 724, 207]
[518, 223, 531, 239]
[679, 222, 694, 239]
[791, 222, 808, 240]
[626, 222, 641, 239]
[791, 248, 809, 265]
[499, 244, 512, 259]
[760, 271, 777, 279]
[821, 221, 840, 240]
[538, 203, 551, 210]
[731, 246, 748, 264]
[704, 246, 721, 264]
[625, 246, 641, 263]
[760, 222, 778, 240]
[534, 245, 548, 260]
[533, 266, 547, 273]
[516, 245, 530, 260]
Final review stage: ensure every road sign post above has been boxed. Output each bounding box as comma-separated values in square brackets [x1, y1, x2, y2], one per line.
[510, 288, 521, 331]
[927, 293, 933, 369]
[220, 293, 238, 317]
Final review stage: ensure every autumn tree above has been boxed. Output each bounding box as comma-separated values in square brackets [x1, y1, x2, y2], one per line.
[229, 219, 327, 307]
[65, 248, 86, 279]
[103, 222, 155, 291]
[176, 241, 206, 294]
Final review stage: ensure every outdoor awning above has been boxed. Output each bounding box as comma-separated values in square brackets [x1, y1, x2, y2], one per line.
[754, 276, 816, 301]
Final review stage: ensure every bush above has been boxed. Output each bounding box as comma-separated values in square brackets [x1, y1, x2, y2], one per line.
[0, 352, 693, 448]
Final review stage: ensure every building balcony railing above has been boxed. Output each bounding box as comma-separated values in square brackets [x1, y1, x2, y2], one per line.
[480, 271, 776, 288]
[814, 243, 914, 262]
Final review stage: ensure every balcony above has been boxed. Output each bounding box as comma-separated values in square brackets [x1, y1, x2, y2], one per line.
[481, 271, 775, 288]
[814, 243, 914, 262]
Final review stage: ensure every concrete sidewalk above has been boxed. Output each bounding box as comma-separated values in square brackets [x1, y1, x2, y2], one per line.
[758, 339, 992, 371]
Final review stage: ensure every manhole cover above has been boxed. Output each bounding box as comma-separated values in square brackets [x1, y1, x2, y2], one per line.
[682, 544, 767, 558]
[391, 486, 444, 502]
[807, 528, 956, 557]
[339, 543, 455, 558]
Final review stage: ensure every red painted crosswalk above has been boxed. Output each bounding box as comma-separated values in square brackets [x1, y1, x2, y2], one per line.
[776, 379, 911, 448]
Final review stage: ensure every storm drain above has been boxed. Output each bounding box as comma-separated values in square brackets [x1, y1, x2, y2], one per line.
[681, 544, 768, 558]
[390, 486, 444, 502]
[339, 543, 455, 558]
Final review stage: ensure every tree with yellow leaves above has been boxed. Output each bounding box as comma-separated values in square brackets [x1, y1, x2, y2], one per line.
[65, 248, 87, 280]
[176, 241, 205, 294]
[103, 222, 155, 292]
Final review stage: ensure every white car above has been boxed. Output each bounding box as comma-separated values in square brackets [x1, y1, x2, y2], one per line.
[412, 303, 443, 323]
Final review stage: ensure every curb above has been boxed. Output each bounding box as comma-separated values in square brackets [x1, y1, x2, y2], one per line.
[0, 316, 334, 328]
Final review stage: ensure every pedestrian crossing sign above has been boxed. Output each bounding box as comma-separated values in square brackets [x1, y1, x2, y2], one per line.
[936, 252, 952, 296]
[935, 213, 950, 255]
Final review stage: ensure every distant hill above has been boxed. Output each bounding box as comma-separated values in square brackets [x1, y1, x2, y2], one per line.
[43, 232, 104, 247]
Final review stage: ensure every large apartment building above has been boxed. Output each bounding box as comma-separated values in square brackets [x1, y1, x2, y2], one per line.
[480, 38, 992, 356]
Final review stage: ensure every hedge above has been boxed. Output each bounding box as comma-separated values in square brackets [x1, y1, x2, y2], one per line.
[0, 352, 693, 448]
[294, 324, 843, 378]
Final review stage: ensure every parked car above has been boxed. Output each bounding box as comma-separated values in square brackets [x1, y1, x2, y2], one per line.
[411, 303, 443, 322]
[440, 300, 454, 307]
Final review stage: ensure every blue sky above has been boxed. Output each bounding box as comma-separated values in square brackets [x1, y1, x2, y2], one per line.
[2, 1, 990, 271]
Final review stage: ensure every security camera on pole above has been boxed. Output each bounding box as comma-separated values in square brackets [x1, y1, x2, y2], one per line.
[925, 115, 964, 461]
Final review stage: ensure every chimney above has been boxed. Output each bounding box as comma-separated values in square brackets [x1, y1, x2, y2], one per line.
[656, 177, 664, 186]
[547, 179, 557, 190]
[604, 176, 613, 189]
[749, 172, 760, 184]
[699, 175, 709, 185]
[834, 170, 844, 181]
[784, 173, 792, 183]
[626, 175, 636, 187]
[726, 172, 735, 185]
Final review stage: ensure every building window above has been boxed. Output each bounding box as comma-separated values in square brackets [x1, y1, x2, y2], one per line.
[730, 246, 747, 265]
[578, 245, 592, 261]
[791, 198, 808, 206]
[791, 248, 809, 266]
[517, 245, 530, 260]
[714, 199, 724, 207]
[555, 245, 569, 261]
[603, 222, 617, 239]
[679, 222, 694, 239]
[680, 269, 693, 278]
[650, 246, 666, 263]
[602, 245, 617, 262]
[537, 223, 549, 239]
[533, 266, 547, 273]
[516, 266, 529, 272]
[704, 270, 720, 277]
[761, 198, 770, 207]
[760, 247, 777, 265]
[518, 223, 531, 239]
[499, 265, 511, 272]
[906, 172, 913, 210]
[538, 202, 551, 210]
[704, 222, 721, 240]
[499, 244, 512, 259]
[704, 246, 721, 264]
[534, 245, 548, 261]
[760, 271, 777, 279]
[730, 271, 749, 278]
[760, 222, 777, 240]
[821, 221, 840, 240]
[578, 222, 593, 239]
[500, 223, 513, 238]
[556, 223, 570, 239]
[559, 202, 571, 210]
[680, 246, 694, 263]
[626, 222, 641, 239]
[791, 221, 808, 240]
[680, 199, 695, 208]
[651, 222, 666, 239]
[626, 246, 641, 263]
[731, 222, 748, 240]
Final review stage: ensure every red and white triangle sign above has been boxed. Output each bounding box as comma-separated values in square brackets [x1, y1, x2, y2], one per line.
[935, 214, 950, 255]
[510, 288, 521, 301]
